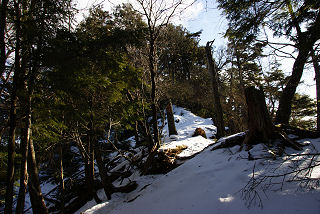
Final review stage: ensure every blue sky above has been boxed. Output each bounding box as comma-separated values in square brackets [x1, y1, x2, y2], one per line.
[75, 0, 227, 46]
[184, 1, 228, 47]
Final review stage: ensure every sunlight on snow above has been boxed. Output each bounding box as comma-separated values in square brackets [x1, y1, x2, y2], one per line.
[219, 194, 234, 203]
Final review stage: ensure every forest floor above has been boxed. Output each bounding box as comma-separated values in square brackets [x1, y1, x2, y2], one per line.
[78, 106, 320, 214]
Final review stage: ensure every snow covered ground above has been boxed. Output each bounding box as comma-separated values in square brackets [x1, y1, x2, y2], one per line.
[79, 106, 320, 214]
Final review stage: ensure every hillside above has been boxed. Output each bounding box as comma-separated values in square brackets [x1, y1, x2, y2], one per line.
[79, 107, 320, 214]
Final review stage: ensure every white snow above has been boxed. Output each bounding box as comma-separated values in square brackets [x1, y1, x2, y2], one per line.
[160, 106, 216, 157]
[79, 106, 320, 214]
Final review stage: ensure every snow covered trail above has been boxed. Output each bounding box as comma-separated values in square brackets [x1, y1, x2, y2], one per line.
[84, 142, 320, 214]
[81, 106, 320, 214]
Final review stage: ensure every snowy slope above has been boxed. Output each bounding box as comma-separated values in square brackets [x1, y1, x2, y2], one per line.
[160, 106, 216, 157]
[81, 107, 320, 214]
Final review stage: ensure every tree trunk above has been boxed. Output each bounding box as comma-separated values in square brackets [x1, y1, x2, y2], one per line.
[243, 87, 275, 146]
[87, 110, 102, 204]
[75, 136, 98, 202]
[275, 44, 313, 124]
[16, 13, 32, 210]
[149, 37, 160, 148]
[5, 1, 21, 212]
[142, 33, 161, 175]
[126, 90, 153, 145]
[59, 143, 65, 214]
[16, 93, 32, 214]
[85, 138, 100, 202]
[206, 41, 225, 138]
[311, 50, 320, 131]
[27, 135, 48, 214]
[95, 142, 113, 200]
[0, 0, 8, 78]
[166, 100, 177, 136]
[275, 12, 320, 124]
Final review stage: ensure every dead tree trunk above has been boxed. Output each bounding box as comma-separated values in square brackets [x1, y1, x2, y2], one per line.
[166, 100, 177, 136]
[206, 40, 225, 138]
[243, 87, 275, 146]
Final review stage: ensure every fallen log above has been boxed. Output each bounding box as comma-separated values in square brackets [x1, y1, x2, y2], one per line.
[211, 132, 246, 151]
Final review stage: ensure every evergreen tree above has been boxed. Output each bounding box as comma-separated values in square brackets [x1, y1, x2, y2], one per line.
[41, 6, 143, 204]
[222, 38, 265, 133]
[290, 93, 316, 129]
[3, 0, 74, 213]
[217, 0, 320, 125]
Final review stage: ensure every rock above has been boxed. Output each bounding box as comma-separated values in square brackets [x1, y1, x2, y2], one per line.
[192, 128, 207, 139]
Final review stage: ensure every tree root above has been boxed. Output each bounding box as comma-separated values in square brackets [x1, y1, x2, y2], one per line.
[210, 126, 311, 152]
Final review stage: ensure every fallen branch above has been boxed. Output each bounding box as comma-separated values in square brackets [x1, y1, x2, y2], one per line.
[211, 132, 246, 151]
[277, 125, 320, 139]
[277, 131, 303, 151]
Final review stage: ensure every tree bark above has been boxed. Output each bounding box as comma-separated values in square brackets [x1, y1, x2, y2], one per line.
[275, 44, 314, 124]
[243, 87, 275, 146]
[0, 0, 8, 78]
[149, 37, 160, 148]
[86, 109, 102, 204]
[75, 135, 98, 202]
[5, 1, 21, 213]
[275, 12, 320, 124]
[27, 135, 48, 214]
[166, 100, 178, 136]
[85, 137, 101, 203]
[59, 143, 65, 214]
[206, 41, 225, 138]
[16, 93, 32, 214]
[311, 50, 320, 131]
[95, 142, 113, 200]
[16, 8, 32, 209]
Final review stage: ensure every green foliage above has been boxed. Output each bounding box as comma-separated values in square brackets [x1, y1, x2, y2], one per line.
[34, 5, 144, 154]
[218, 0, 319, 42]
[0, 151, 22, 206]
[158, 24, 204, 81]
[290, 93, 316, 129]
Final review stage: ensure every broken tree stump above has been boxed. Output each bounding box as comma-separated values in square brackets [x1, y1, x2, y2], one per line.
[243, 86, 303, 150]
[243, 86, 275, 147]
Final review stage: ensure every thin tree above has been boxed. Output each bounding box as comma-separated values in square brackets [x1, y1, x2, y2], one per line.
[10, 0, 74, 212]
[205, 40, 225, 138]
[0, 0, 9, 78]
[5, 1, 21, 213]
[311, 49, 320, 130]
[133, 0, 195, 173]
